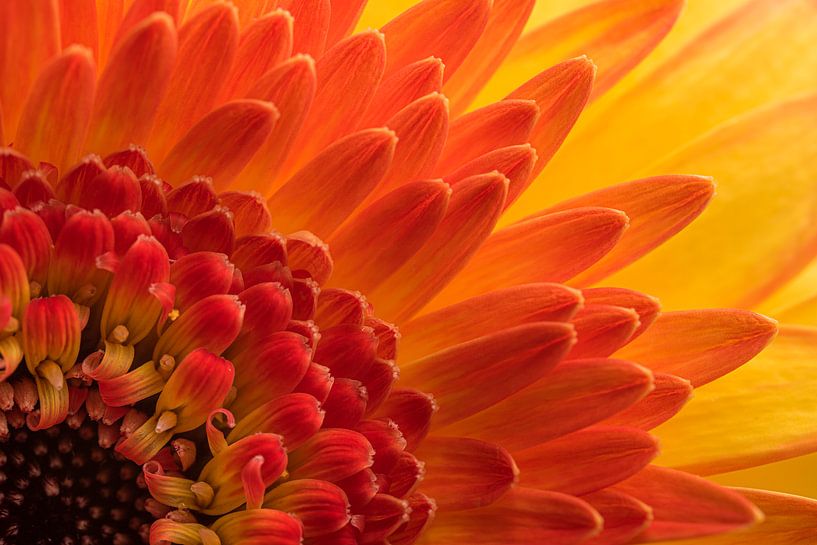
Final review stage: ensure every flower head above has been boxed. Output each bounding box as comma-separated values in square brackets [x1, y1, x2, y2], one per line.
[1, 0, 816, 544]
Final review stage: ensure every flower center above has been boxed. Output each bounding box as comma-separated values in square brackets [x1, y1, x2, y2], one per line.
[0, 422, 151, 545]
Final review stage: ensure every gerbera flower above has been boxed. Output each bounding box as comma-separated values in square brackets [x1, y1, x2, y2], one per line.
[1, 1, 815, 544]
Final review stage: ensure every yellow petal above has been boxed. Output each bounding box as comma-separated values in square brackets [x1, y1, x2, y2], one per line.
[602, 95, 817, 310]
[653, 325, 817, 475]
[511, 0, 817, 217]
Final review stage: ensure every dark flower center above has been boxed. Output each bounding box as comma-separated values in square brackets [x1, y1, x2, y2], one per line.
[0, 422, 151, 545]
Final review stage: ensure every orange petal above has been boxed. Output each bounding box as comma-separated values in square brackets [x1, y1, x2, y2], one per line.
[278, 0, 331, 57]
[376, 92, 449, 196]
[282, 31, 387, 175]
[546, 175, 715, 286]
[367, 172, 508, 322]
[603, 372, 692, 431]
[612, 466, 761, 542]
[209, 509, 302, 545]
[328, 180, 451, 293]
[480, 0, 683, 105]
[444, 358, 653, 452]
[380, 0, 492, 82]
[653, 326, 817, 475]
[568, 305, 640, 359]
[267, 128, 396, 239]
[360, 56, 444, 127]
[423, 487, 601, 545]
[219, 10, 294, 101]
[414, 436, 518, 511]
[443, 144, 538, 209]
[236, 54, 317, 194]
[59, 0, 99, 56]
[15, 46, 96, 171]
[327, 0, 368, 46]
[94, 0, 125, 71]
[114, 0, 181, 45]
[427, 207, 628, 312]
[0, 1, 60, 136]
[434, 99, 539, 175]
[443, 0, 535, 116]
[581, 287, 661, 340]
[147, 3, 240, 161]
[616, 309, 778, 387]
[159, 99, 278, 189]
[399, 283, 583, 362]
[505, 56, 595, 182]
[400, 322, 576, 428]
[515, 425, 658, 496]
[85, 13, 178, 156]
[581, 489, 652, 545]
[657, 489, 817, 545]
[606, 94, 817, 310]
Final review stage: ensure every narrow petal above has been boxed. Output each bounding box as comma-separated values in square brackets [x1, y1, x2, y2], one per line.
[16, 46, 96, 171]
[613, 466, 761, 541]
[505, 56, 595, 182]
[0, 1, 60, 136]
[147, 3, 240, 161]
[367, 172, 508, 321]
[515, 426, 658, 496]
[444, 144, 538, 209]
[655, 489, 817, 545]
[375, 92, 449, 195]
[479, 0, 682, 105]
[568, 305, 640, 359]
[444, 358, 653, 452]
[210, 509, 302, 545]
[414, 436, 517, 511]
[267, 128, 397, 238]
[434, 99, 539, 175]
[443, 0, 535, 115]
[263, 480, 350, 537]
[423, 487, 601, 545]
[235, 55, 317, 194]
[278, 0, 331, 57]
[608, 95, 817, 309]
[427, 207, 628, 312]
[86, 13, 178, 156]
[616, 309, 778, 387]
[582, 490, 652, 545]
[360, 56, 444, 127]
[547, 176, 715, 286]
[159, 99, 278, 189]
[380, 0, 492, 82]
[219, 10, 293, 100]
[654, 326, 817, 475]
[327, 0, 368, 45]
[399, 283, 583, 362]
[400, 322, 576, 427]
[329, 180, 451, 292]
[282, 31, 387, 175]
[603, 372, 692, 431]
[581, 287, 660, 340]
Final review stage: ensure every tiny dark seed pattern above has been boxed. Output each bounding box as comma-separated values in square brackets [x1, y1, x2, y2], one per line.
[0, 422, 151, 545]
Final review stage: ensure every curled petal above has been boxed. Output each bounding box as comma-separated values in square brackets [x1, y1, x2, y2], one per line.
[198, 433, 288, 515]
